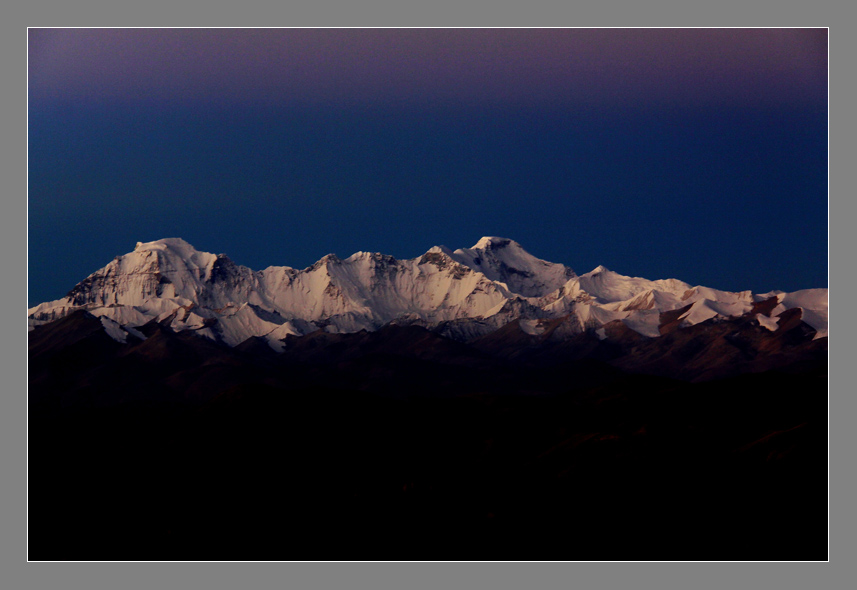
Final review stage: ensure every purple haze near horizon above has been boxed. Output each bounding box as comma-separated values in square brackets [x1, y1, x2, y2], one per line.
[28, 28, 827, 306]
[29, 29, 826, 108]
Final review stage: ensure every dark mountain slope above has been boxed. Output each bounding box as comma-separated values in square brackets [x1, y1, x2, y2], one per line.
[28, 308, 827, 560]
[29, 365, 826, 560]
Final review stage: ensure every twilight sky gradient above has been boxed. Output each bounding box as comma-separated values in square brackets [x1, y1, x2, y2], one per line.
[28, 28, 828, 306]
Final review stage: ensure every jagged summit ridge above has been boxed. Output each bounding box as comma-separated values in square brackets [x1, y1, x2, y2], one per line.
[28, 237, 828, 349]
[448, 237, 576, 298]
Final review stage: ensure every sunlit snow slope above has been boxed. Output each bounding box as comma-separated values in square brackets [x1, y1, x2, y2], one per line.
[28, 237, 828, 349]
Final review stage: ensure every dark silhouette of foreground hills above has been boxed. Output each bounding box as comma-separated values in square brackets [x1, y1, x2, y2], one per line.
[28, 310, 827, 560]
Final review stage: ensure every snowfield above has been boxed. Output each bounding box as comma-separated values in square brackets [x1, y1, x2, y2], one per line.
[28, 237, 829, 348]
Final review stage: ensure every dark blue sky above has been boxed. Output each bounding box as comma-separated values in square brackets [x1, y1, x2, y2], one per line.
[28, 29, 827, 306]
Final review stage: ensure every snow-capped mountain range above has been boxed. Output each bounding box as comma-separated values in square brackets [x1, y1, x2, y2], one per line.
[28, 237, 828, 350]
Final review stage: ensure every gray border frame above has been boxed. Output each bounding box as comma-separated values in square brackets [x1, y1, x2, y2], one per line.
[10, 1, 846, 589]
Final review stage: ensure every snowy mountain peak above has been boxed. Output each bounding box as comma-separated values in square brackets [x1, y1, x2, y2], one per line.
[133, 237, 201, 255]
[28, 237, 828, 348]
[450, 237, 575, 298]
[306, 253, 341, 271]
[587, 265, 610, 275]
[128, 238, 221, 277]
[426, 245, 454, 257]
[577, 266, 691, 305]
[473, 236, 516, 250]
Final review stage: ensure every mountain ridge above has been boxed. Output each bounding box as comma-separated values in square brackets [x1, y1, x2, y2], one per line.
[28, 236, 828, 351]
[28, 238, 828, 560]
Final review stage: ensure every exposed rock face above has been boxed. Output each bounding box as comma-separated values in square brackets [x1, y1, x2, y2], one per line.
[28, 237, 828, 350]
